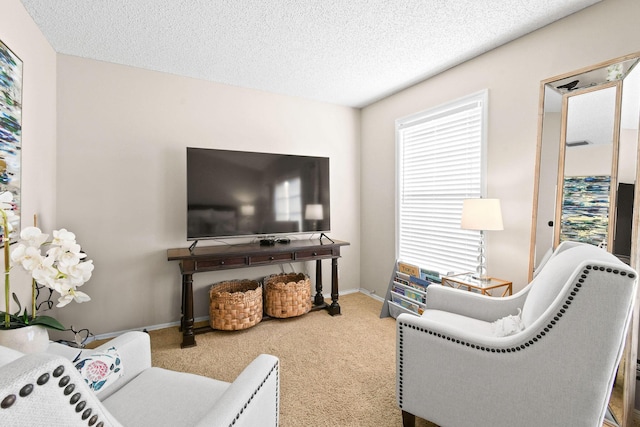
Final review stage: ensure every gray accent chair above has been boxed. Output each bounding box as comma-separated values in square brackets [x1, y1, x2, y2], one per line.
[0, 331, 280, 426]
[397, 242, 638, 427]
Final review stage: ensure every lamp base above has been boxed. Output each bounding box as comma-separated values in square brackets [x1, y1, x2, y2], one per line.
[472, 274, 491, 283]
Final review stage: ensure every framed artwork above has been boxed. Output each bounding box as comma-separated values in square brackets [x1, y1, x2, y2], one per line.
[560, 175, 610, 247]
[0, 39, 22, 241]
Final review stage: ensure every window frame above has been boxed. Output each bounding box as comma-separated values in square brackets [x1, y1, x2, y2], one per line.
[395, 89, 489, 274]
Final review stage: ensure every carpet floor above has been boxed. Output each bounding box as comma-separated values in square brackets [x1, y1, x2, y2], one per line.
[147, 292, 436, 427]
[143, 292, 630, 427]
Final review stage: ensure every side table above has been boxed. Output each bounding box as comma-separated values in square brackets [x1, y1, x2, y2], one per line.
[441, 273, 512, 297]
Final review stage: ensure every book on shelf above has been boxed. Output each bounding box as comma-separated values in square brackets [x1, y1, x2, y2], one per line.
[390, 292, 424, 315]
[382, 259, 446, 318]
[394, 271, 410, 286]
[409, 275, 431, 290]
[397, 261, 420, 277]
[396, 260, 442, 290]
[392, 282, 427, 304]
[420, 267, 441, 284]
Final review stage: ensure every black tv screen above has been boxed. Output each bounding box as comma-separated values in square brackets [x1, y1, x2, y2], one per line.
[187, 147, 331, 240]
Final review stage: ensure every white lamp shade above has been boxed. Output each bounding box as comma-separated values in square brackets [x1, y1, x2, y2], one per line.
[461, 198, 504, 231]
[305, 204, 324, 220]
[240, 205, 255, 216]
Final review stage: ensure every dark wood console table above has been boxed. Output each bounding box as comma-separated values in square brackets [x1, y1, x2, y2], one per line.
[167, 238, 350, 348]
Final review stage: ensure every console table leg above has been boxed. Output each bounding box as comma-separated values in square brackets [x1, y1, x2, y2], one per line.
[314, 259, 324, 306]
[179, 273, 185, 332]
[181, 273, 196, 348]
[328, 258, 341, 315]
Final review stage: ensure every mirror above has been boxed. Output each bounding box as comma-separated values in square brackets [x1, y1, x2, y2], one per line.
[530, 52, 640, 426]
[558, 84, 619, 250]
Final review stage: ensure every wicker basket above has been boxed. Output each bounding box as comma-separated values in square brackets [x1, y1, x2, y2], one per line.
[263, 273, 312, 318]
[209, 280, 263, 331]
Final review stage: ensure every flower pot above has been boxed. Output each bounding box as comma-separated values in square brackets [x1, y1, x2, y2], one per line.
[0, 325, 50, 353]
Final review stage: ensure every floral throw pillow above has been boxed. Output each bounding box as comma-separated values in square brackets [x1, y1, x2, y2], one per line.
[73, 346, 124, 394]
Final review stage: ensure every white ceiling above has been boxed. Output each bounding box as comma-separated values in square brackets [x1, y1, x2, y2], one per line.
[20, 0, 600, 108]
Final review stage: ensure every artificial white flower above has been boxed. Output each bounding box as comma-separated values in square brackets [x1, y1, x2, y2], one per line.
[19, 226, 49, 248]
[56, 286, 91, 308]
[55, 250, 82, 268]
[60, 259, 94, 286]
[31, 260, 59, 289]
[2, 190, 94, 331]
[10, 244, 45, 272]
[52, 228, 77, 250]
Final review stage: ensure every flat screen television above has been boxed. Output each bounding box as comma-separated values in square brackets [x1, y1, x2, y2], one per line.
[187, 147, 331, 240]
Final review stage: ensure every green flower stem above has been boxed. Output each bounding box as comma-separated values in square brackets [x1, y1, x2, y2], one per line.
[31, 279, 36, 321]
[1, 209, 9, 328]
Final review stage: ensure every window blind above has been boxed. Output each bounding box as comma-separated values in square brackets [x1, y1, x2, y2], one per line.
[396, 91, 487, 275]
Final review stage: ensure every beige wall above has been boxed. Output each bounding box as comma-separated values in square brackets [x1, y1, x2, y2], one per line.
[5, 0, 640, 335]
[54, 55, 361, 334]
[0, 1, 57, 308]
[360, 0, 640, 297]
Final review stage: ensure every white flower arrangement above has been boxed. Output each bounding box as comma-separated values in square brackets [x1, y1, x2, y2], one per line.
[0, 191, 94, 330]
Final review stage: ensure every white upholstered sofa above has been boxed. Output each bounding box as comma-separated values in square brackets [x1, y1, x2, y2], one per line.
[0, 331, 280, 426]
[397, 242, 638, 427]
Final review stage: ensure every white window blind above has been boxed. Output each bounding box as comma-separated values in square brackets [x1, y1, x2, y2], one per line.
[396, 91, 487, 275]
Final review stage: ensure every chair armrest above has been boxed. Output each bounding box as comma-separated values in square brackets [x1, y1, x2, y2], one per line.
[0, 352, 121, 426]
[47, 331, 152, 400]
[425, 284, 529, 322]
[195, 354, 280, 427]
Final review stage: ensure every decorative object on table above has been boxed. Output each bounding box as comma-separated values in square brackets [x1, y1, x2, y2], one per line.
[460, 198, 503, 282]
[263, 272, 311, 318]
[0, 192, 94, 352]
[0, 39, 23, 240]
[209, 279, 262, 330]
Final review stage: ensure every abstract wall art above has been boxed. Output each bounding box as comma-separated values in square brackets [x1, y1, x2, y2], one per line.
[0, 39, 22, 240]
[560, 175, 610, 247]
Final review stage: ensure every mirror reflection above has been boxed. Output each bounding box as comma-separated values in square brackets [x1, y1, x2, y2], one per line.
[558, 85, 618, 250]
[531, 53, 640, 427]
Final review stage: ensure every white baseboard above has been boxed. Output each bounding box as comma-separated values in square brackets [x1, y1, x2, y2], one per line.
[91, 288, 364, 341]
[359, 287, 385, 303]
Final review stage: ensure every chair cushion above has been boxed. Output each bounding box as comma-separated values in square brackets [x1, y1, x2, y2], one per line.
[102, 367, 229, 426]
[521, 243, 615, 327]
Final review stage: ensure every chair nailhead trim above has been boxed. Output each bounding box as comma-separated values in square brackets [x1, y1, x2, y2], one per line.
[397, 264, 633, 407]
[1, 395, 16, 409]
[0, 363, 106, 426]
[229, 360, 280, 427]
[19, 384, 33, 397]
[37, 373, 50, 385]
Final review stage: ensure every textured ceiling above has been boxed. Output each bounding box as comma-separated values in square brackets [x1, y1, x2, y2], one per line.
[20, 0, 600, 108]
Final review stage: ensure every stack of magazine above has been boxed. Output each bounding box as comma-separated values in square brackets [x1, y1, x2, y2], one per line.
[389, 261, 441, 316]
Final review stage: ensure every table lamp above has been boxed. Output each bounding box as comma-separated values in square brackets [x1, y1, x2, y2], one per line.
[461, 198, 504, 282]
